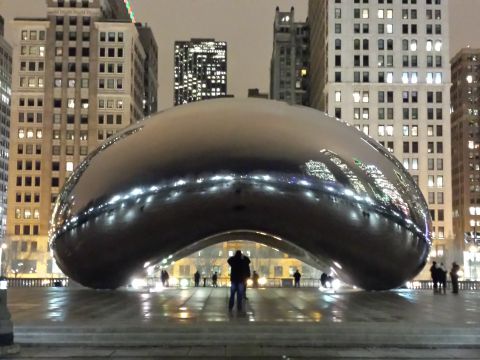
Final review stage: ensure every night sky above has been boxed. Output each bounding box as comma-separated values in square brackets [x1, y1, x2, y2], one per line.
[1, 0, 479, 110]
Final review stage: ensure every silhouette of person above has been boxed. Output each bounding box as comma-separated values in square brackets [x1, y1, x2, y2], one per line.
[293, 269, 301, 287]
[430, 261, 439, 292]
[320, 272, 328, 288]
[252, 271, 259, 288]
[242, 253, 251, 300]
[212, 272, 218, 287]
[194, 271, 200, 287]
[227, 250, 250, 312]
[161, 270, 169, 287]
[438, 262, 447, 294]
[450, 262, 460, 294]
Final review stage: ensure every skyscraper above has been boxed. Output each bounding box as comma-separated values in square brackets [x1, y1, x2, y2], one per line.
[174, 39, 227, 106]
[7, 0, 157, 278]
[136, 23, 158, 116]
[0, 16, 12, 251]
[308, 0, 453, 274]
[270, 7, 309, 106]
[451, 48, 480, 280]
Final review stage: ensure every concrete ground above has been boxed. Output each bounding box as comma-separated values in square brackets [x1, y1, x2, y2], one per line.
[3, 287, 480, 359]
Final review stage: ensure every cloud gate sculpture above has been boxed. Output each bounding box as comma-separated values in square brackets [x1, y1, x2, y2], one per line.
[50, 99, 431, 290]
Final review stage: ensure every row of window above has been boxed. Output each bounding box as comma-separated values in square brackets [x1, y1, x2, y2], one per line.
[100, 48, 124, 58]
[53, 98, 89, 109]
[18, 113, 43, 123]
[98, 78, 124, 90]
[10, 240, 38, 254]
[14, 192, 40, 203]
[55, 16, 90, 27]
[402, 158, 444, 171]
[53, 113, 89, 125]
[18, 98, 43, 107]
[54, 62, 89, 73]
[53, 130, 88, 141]
[337, 106, 443, 121]
[20, 30, 46, 42]
[54, 78, 89, 88]
[99, 32, 124, 43]
[56, 47, 90, 57]
[13, 224, 39, 236]
[98, 99, 124, 110]
[15, 208, 40, 220]
[18, 129, 43, 140]
[334, 71, 443, 84]
[15, 176, 41, 187]
[375, 124, 443, 137]
[343, 0, 442, 5]
[55, 31, 89, 42]
[16, 160, 41, 171]
[20, 61, 44, 72]
[52, 145, 88, 156]
[99, 63, 124, 74]
[335, 90, 442, 103]
[19, 77, 44, 88]
[20, 46, 45, 57]
[55, 0, 91, 8]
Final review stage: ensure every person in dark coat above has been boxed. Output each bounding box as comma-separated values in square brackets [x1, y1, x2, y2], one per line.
[194, 271, 200, 287]
[293, 269, 301, 287]
[438, 263, 447, 294]
[212, 272, 218, 287]
[430, 261, 439, 292]
[450, 262, 460, 294]
[242, 253, 251, 300]
[320, 272, 328, 288]
[227, 250, 250, 312]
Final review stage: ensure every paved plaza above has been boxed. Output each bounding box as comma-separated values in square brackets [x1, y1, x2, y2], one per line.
[4, 287, 480, 359]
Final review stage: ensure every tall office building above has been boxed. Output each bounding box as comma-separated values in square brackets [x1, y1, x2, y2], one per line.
[270, 7, 309, 106]
[308, 0, 454, 275]
[451, 48, 480, 280]
[174, 38, 227, 106]
[7, 0, 156, 277]
[0, 16, 12, 253]
[136, 23, 158, 116]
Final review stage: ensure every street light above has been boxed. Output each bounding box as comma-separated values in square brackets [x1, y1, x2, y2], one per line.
[0, 243, 6, 277]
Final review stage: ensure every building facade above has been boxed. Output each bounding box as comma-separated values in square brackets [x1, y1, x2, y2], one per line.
[247, 88, 268, 99]
[451, 48, 480, 280]
[308, 0, 454, 276]
[0, 16, 12, 256]
[136, 23, 158, 116]
[6, 0, 155, 277]
[270, 7, 309, 106]
[173, 38, 227, 106]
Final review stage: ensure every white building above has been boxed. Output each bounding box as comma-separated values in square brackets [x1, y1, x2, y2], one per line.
[308, 0, 454, 276]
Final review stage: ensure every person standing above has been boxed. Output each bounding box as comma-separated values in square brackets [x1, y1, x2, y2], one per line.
[450, 262, 460, 294]
[438, 262, 447, 294]
[430, 261, 439, 292]
[194, 271, 200, 287]
[227, 250, 249, 312]
[252, 271, 259, 288]
[212, 272, 218, 287]
[242, 253, 251, 300]
[293, 269, 301, 287]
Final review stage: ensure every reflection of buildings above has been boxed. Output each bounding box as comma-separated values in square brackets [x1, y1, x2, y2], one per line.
[7, 0, 157, 277]
[308, 0, 453, 276]
[270, 7, 309, 106]
[451, 48, 480, 280]
[174, 39, 227, 106]
[248, 88, 268, 99]
[169, 241, 320, 283]
[0, 16, 11, 247]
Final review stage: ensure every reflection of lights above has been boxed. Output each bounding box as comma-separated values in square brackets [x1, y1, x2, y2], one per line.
[130, 188, 143, 196]
[258, 277, 267, 286]
[469, 245, 478, 253]
[344, 189, 354, 197]
[246, 279, 253, 286]
[169, 277, 179, 286]
[149, 282, 164, 292]
[109, 195, 121, 204]
[332, 279, 341, 290]
[131, 278, 147, 289]
[333, 261, 342, 269]
[457, 270, 464, 278]
[143, 261, 150, 268]
[180, 278, 189, 287]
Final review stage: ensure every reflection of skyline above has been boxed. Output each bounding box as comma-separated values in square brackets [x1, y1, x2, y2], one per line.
[320, 150, 367, 195]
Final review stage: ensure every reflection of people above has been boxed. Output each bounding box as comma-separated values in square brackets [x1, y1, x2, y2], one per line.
[242, 253, 251, 300]
[450, 262, 460, 294]
[194, 271, 200, 287]
[430, 261, 439, 292]
[161, 270, 169, 287]
[227, 250, 250, 312]
[293, 269, 301, 287]
[438, 263, 447, 294]
[252, 271, 259, 288]
[212, 272, 218, 287]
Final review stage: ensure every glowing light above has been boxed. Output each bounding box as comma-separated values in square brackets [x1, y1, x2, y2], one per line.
[109, 195, 121, 204]
[180, 278, 189, 288]
[131, 278, 147, 289]
[143, 261, 150, 268]
[333, 261, 342, 269]
[331, 279, 341, 290]
[344, 189, 355, 197]
[258, 277, 267, 286]
[246, 279, 253, 286]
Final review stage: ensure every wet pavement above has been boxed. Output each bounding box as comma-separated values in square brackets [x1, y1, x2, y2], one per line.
[7, 287, 480, 325]
[4, 287, 480, 358]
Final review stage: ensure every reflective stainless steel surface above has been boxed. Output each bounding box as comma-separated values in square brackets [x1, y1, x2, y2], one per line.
[50, 99, 431, 290]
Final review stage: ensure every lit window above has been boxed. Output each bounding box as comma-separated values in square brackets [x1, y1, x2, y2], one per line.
[426, 40, 433, 51]
[67, 99, 75, 108]
[434, 40, 442, 52]
[410, 40, 417, 51]
[18, 129, 25, 139]
[412, 159, 418, 170]
[428, 175, 435, 187]
[377, 9, 384, 18]
[66, 162, 74, 172]
[386, 72, 393, 83]
[403, 159, 409, 169]
[402, 72, 409, 84]
[36, 130, 42, 139]
[386, 125, 393, 136]
[386, 9, 393, 19]
[426, 73, 433, 84]
[437, 176, 443, 188]
[386, 24, 393, 33]
[362, 91, 369, 103]
[27, 129, 34, 138]
[353, 91, 361, 102]
[362, 9, 369, 18]
[378, 125, 385, 136]
[335, 91, 342, 102]
[435, 73, 442, 84]
[467, 75, 473, 83]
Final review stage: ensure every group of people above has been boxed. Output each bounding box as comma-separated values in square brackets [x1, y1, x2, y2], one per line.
[430, 261, 460, 294]
[160, 269, 170, 287]
[193, 271, 218, 287]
